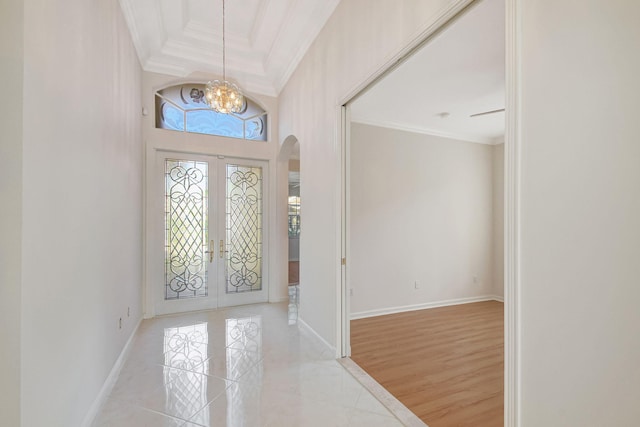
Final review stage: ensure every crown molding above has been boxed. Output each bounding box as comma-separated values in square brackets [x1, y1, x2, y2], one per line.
[119, 0, 339, 97]
[118, 0, 147, 63]
[351, 118, 501, 145]
[273, 0, 341, 93]
[143, 58, 190, 78]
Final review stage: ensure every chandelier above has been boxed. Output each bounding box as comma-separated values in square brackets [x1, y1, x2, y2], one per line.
[205, 0, 244, 114]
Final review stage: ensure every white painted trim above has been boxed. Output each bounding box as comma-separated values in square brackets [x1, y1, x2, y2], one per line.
[342, 105, 351, 358]
[492, 295, 505, 303]
[339, 358, 427, 427]
[118, 0, 146, 65]
[505, 0, 522, 425]
[81, 318, 142, 427]
[335, 105, 346, 359]
[273, 0, 342, 93]
[351, 296, 501, 320]
[269, 296, 289, 303]
[298, 317, 337, 356]
[351, 118, 501, 146]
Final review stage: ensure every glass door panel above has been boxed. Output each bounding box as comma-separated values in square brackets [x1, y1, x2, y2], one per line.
[164, 159, 209, 300]
[155, 153, 268, 315]
[225, 163, 263, 293]
[218, 159, 268, 308]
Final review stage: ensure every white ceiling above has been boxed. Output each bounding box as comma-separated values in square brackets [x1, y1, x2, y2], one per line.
[350, 0, 505, 144]
[119, 0, 341, 97]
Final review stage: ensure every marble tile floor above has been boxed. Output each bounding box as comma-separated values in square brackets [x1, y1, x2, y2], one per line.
[93, 301, 403, 427]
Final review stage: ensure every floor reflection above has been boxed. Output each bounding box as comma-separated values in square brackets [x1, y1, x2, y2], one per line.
[93, 303, 404, 427]
[226, 316, 263, 426]
[163, 323, 209, 424]
[288, 285, 299, 325]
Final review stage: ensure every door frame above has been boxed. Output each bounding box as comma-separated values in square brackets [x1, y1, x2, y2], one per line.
[144, 146, 272, 318]
[337, 0, 521, 425]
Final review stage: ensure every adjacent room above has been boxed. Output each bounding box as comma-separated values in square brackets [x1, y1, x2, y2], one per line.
[347, 0, 505, 425]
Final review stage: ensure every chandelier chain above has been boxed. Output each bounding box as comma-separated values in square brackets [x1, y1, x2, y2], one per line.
[222, 0, 226, 82]
[204, 0, 244, 114]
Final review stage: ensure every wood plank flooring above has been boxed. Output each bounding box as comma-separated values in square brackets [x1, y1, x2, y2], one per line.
[350, 301, 504, 427]
[288, 261, 299, 285]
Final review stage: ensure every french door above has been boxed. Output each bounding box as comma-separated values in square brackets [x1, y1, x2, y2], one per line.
[154, 152, 268, 315]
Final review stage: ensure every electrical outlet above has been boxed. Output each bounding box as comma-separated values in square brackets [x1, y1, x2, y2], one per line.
[414, 280, 420, 289]
[119, 318, 122, 329]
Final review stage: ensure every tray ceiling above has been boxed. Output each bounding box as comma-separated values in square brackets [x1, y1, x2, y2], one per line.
[119, 0, 341, 96]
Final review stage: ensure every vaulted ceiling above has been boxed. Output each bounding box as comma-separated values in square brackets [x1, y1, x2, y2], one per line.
[120, 0, 341, 97]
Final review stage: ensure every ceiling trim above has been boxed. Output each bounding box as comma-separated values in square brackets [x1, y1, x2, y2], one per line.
[351, 118, 503, 145]
[143, 58, 190, 77]
[118, 0, 147, 63]
[119, 0, 341, 97]
[273, 0, 341, 93]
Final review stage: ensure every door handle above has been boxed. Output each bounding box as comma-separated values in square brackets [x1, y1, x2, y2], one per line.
[204, 240, 214, 263]
[220, 239, 228, 258]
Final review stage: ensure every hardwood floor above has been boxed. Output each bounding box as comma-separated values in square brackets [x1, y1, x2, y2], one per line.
[288, 260, 299, 285]
[350, 301, 504, 427]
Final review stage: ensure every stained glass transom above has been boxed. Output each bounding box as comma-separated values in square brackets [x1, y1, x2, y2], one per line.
[155, 84, 267, 141]
[225, 164, 263, 293]
[164, 159, 208, 300]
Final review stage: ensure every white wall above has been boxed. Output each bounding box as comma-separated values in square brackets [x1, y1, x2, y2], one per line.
[492, 143, 504, 297]
[349, 123, 495, 316]
[279, 0, 473, 349]
[21, 0, 143, 425]
[0, 0, 23, 424]
[519, 0, 640, 425]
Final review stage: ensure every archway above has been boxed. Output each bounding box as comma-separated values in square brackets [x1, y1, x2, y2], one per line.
[278, 135, 301, 323]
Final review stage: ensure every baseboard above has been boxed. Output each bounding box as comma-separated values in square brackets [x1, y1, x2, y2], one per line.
[81, 318, 142, 427]
[351, 295, 503, 320]
[298, 317, 336, 356]
[492, 295, 504, 302]
[269, 295, 290, 303]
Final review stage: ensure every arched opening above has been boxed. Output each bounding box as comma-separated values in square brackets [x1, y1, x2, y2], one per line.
[154, 82, 268, 141]
[279, 135, 301, 323]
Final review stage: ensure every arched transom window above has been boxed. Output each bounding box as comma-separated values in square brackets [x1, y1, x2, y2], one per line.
[155, 83, 268, 141]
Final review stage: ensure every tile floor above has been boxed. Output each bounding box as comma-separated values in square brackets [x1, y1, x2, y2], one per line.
[93, 297, 403, 426]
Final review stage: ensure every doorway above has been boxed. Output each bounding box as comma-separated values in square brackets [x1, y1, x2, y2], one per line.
[153, 152, 269, 316]
[286, 139, 301, 323]
[288, 144, 300, 286]
[343, 0, 505, 425]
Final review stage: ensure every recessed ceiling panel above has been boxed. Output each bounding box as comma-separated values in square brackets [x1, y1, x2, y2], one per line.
[119, 0, 341, 96]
